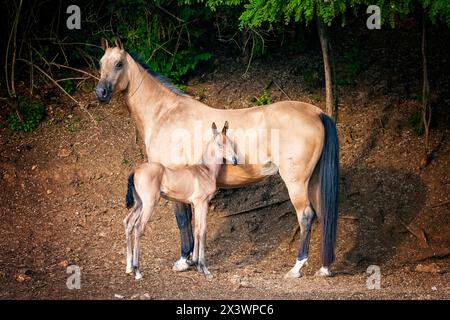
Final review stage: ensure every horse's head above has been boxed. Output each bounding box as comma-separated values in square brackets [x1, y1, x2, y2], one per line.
[210, 121, 238, 166]
[95, 38, 129, 103]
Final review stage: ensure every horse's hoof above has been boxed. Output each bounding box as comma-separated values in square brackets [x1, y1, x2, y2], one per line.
[134, 271, 143, 280]
[314, 267, 332, 277]
[172, 259, 190, 272]
[126, 266, 133, 274]
[284, 269, 302, 279]
[204, 272, 213, 279]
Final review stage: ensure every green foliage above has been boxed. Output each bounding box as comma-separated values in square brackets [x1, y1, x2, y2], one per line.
[108, 0, 213, 83]
[235, 0, 366, 28]
[61, 80, 76, 94]
[374, 0, 450, 28]
[7, 97, 45, 132]
[409, 111, 424, 136]
[312, 95, 321, 103]
[422, 0, 450, 26]
[251, 89, 271, 105]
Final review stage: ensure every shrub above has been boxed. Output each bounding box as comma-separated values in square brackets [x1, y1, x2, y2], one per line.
[7, 97, 45, 132]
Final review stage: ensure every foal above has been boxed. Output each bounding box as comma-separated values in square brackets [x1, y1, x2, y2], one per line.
[124, 122, 237, 280]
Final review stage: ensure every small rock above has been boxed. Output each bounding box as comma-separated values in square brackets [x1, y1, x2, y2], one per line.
[131, 294, 140, 299]
[58, 260, 69, 268]
[46, 189, 53, 195]
[431, 286, 437, 291]
[15, 273, 31, 282]
[238, 281, 253, 288]
[57, 148, 72, 158]
[140, 293, 151, 300]
[1, 163, 17, 184]
[415, 263, 442, 274]
[230, 275, 253, 288]
[31, 165, 37, 170]
[114, 294, 124, 299]
[99, 232, 107, 237]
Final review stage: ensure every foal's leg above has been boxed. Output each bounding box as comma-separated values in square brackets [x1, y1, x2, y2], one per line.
[132, 197, 158, 280]
[192, 201, 212, 278]
[123, 205, 142, 274]
[172, 202, 194, 272]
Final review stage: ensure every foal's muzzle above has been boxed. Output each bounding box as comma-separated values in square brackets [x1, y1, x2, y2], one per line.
[95, 81, 112, 103]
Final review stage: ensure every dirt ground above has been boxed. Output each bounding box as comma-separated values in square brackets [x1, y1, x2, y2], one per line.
[1, 47, 449, 300]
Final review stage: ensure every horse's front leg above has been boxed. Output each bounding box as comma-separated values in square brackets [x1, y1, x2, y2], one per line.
[172, 202, 194, 272]
[193, 201, 212, 278]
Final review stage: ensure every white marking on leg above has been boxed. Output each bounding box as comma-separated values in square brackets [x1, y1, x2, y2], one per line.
[284, 257, 308, 279]
[172, 257, 190, 272]
[134, 269, 143, 280]
[315, 266, 331, 277]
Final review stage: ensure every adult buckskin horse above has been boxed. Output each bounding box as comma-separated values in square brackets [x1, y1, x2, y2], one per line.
[95, 38, 339, 278]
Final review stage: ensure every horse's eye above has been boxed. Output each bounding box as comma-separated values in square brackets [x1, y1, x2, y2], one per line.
[115, 61, 123, 69]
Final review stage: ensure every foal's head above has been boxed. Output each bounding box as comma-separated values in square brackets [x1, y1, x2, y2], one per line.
[206, 121, 238, 166]
[95, 38, 129, 103]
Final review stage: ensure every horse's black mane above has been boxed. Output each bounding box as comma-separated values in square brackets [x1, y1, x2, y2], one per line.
[130, 52, 188, 96]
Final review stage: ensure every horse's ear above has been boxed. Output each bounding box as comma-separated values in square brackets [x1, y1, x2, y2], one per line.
[222, 121, 229, 134]
[101, 38, 109, 51]
[212, 122, 218, 136]
[115, 37, 123, 50]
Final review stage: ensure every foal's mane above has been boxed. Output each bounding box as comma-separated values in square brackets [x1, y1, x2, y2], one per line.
[130, 52, 189, 97]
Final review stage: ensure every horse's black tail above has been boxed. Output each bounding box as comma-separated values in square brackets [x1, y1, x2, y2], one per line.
[316, 113, 340, 267]
[125, 172, 135, 209]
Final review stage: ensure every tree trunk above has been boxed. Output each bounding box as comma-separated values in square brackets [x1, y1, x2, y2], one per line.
[316, 15, 338, 121]
[421, 12, 431, 166]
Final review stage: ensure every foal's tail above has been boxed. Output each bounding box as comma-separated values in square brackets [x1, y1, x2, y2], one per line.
[125, 172, 135, 209]
[316, 113, 339, 267]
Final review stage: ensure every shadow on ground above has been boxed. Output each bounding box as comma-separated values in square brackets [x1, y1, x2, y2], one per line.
[208, 164, 426, 273]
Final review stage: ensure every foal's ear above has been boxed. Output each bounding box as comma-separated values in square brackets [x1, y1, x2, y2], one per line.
[115, 37, 124, 50]
[222, 121, 229, 134]
[212, 122, 218, 136]
[101, 38, 109, 51]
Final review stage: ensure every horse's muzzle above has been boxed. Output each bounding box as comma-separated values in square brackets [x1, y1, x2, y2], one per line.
[95, 82, 112, 103]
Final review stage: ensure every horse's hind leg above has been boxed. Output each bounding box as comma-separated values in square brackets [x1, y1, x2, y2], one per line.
[279, 173, 314, 279]
[285, 204, 316, 278]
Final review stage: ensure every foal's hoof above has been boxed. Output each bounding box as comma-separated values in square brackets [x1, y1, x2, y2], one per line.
[126, 264, 133, 274]
[284, 269, 302, 279]
[172, 258, 190, 272]
[134, 269, 143, 280]
[197, 264, 213, 278]
[314, 267, 332, 277]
